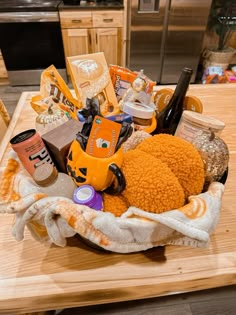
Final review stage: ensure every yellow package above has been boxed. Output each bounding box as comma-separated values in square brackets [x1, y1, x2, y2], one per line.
[31, 65, 82, 120]
[67, 52, 120, 117]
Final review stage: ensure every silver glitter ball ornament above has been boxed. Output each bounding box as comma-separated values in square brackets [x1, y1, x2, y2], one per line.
[192, 129, 229, 185]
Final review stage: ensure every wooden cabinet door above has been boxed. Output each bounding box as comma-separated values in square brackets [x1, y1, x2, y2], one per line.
[91, 28, 122, 66]
[62, 28, 91, 57]
[61, 28, 91, 71]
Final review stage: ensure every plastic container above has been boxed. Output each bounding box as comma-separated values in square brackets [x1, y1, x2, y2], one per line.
[73, 185, 103, 211]
[175, 110, 225, 143]
[123, 101, 154, 131]
[33, 163, 77, 199]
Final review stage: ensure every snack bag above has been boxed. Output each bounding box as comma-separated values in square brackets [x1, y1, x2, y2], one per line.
[109, 65, 137, 101]
[109, 65, 156, 102]
[31, 65, 82, 120]
[202, 65, 226, 84]
[224, 70, 236, 83]
[67, 52, 120, 117]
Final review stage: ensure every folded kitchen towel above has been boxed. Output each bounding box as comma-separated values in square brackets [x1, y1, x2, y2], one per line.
[0, 150, 224, 253]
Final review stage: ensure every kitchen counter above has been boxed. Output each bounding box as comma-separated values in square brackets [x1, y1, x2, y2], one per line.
[0, 84, 235, 314]
[59, 1, 124, 11]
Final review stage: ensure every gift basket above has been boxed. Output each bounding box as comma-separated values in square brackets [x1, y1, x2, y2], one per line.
[0, 53, 229, 254]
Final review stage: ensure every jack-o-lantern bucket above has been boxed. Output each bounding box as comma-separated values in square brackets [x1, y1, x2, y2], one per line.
[67, 138, 125, 194]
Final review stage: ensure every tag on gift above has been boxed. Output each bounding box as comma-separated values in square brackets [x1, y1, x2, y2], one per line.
[86, 115, 121, 158]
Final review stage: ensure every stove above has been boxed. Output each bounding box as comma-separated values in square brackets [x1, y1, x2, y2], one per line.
[0, 0, 62, 12]
[0, 0, 66, 85]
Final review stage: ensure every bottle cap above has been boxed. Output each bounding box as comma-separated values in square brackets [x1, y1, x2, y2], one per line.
[33, 163, 58, 187]
[182, 110, 225, 132]
[73, 185, 103, 210]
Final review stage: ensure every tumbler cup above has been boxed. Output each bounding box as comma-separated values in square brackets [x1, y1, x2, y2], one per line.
[10, 129, 53, 175]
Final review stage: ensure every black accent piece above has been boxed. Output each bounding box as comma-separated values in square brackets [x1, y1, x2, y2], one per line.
[79, 168, 87, 176]
[68, 151, 73, 161]
[105, 163, 126, 195]
[219, 167, 228, 185]
[67, 164, 86, 183]
[76, 176, 86, 183]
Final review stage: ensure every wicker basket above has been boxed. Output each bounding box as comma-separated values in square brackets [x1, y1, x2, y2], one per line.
[203, 47, 236, 70]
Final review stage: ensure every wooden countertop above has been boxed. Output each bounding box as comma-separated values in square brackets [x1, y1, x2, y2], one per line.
[0, 84, 236, 314]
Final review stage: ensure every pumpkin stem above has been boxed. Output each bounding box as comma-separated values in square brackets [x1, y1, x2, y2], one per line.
[48, 104, 53, 115]
[209, 128, 215, 141]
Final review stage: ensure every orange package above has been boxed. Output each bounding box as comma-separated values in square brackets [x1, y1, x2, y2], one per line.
[109, 65, 156, 101]
[31, 65, 82, 120]
[224, 70, 236, 83]
[109, 65, 137, 101]
[85, 115, 121, 158]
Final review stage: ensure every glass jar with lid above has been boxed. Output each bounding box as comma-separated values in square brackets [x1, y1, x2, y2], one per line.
[175, 110, 225, 143]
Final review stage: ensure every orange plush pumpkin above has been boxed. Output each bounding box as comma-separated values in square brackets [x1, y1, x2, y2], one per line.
[103, 133, 205, 216]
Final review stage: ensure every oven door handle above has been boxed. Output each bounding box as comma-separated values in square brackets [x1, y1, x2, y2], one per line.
[0, 12, 59, 23]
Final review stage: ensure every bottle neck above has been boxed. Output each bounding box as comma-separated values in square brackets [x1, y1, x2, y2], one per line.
[172, 68, 192, 102]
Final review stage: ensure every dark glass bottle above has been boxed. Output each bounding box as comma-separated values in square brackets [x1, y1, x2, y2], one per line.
[153, 67, 193, 135]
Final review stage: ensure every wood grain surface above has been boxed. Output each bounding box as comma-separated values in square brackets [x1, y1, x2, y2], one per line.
[0, 85, 235, 314]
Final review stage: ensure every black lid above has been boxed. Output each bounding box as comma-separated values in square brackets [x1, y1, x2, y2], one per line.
[10, 129, 36, 145]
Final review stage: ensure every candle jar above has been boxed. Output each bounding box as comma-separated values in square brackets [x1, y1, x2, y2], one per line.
[175, 110, 225, 144]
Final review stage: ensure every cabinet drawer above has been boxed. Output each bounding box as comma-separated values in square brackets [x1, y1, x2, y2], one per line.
[93, 11, 123, 28]
[60, 11, 92, 29]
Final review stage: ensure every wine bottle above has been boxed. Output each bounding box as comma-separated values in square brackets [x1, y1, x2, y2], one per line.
[153, 67, 193, 135]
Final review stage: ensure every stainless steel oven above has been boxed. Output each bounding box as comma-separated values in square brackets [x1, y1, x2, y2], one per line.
[0, 0, 66, 86]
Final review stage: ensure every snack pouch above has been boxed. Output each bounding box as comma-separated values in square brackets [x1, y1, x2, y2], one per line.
[31, 65, 82, 120]
[109, 65, 156, 102]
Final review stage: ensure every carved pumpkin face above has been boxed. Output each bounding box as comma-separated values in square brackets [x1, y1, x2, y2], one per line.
[67, 139, 124, 192]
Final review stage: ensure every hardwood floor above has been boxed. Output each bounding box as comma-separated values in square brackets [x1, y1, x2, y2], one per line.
[55, 285, 236, 315]
[0, 84, 39, 117]
[1, 83, 236, 315]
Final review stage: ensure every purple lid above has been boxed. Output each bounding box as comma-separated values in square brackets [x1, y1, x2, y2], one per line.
[73, 185, 103, 211]
[92, 192, 103, 211]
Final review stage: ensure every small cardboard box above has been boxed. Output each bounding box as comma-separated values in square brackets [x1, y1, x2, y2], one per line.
[42, 119, 83, 173]
[67, 52, 120, 117]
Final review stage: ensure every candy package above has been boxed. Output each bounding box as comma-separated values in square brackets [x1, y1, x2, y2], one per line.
[31, 65, 82, 120]
[224, 70, 236, 83]
[109, 65, 156, 102]
[67, 52, 120, 117]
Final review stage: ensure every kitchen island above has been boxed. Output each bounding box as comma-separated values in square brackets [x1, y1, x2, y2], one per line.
[0, 84, 235, 314]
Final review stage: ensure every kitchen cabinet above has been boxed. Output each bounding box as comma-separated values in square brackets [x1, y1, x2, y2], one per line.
[59, 10, 124, 75]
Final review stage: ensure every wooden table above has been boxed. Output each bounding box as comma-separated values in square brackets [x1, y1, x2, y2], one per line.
[0, 84, 236, 314]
